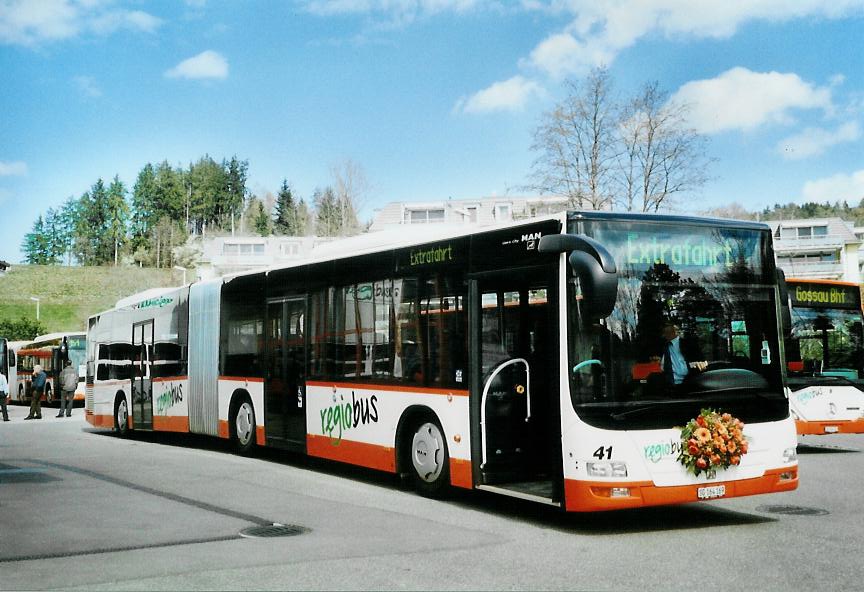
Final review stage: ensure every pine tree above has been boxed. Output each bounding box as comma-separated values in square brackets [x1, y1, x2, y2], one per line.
[251, 199, 272, 236]
[314, 187, 340, 237]
[21, 215, 51, 264]
[107, 175, 129, 265]
[274, 179, 301, 235]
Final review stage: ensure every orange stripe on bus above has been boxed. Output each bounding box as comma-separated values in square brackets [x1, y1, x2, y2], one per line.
[307, 434, 397, 473]
[86, 414, 114, 429]
[796, 418, 864, 435]
[563, 467, 798, 512]
[152, 415, 189, 433]
[217, 420, 229, 439]
[152, 376, 188, 383]
[306, 380, 469, 397]
[785, 278, 859, 287]
[449, 458, 473, 489]
[219, 376, 265, 383]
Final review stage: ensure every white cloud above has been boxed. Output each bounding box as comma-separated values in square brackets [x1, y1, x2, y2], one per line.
[455, 75, 545, 114]
[520, 1, 864, 77]
[777, 122, 860, 160]
[802, 170, 864, 202]
[0, 0, 162, 46]
[73, 75, 102, 98]
[165, 50, 229, 80]
[670, 67, 833, 134]
[302, 0, 489, 17]
[0, 160, 27, 176]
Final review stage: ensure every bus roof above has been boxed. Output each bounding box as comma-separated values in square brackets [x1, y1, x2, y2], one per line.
[33, 331, 86, 342]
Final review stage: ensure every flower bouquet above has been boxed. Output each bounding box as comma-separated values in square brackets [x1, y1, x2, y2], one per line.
[678, 409, 749, 478]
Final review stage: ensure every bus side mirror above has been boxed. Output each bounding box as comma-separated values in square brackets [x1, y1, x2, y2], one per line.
[539, 234, 618, 319]
[777, 268, 792, 339]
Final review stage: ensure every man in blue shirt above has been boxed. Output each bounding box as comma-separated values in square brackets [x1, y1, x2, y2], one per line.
[659, 323, 707, 385]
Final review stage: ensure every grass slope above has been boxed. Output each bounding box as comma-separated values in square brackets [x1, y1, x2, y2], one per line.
[0, 265, 181, 333]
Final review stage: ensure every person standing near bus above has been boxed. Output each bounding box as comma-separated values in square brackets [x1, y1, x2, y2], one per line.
[0, 370, 9, 421]
[25, 364, 46, 420]
[57, 360, 77, 418]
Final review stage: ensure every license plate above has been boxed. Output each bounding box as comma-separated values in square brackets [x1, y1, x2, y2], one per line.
[824, 426, 839, 433]
[697, 485, 726, 500]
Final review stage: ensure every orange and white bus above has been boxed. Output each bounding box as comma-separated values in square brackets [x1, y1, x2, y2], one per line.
[86, 212, 797, 511]
[784, 278, 864, 435]
[14, 332, 86, 404]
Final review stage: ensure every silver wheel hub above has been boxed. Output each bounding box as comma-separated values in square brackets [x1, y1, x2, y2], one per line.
[236, 402, 254, 445]
[117, 399, 127, 428]
[412, 422, 444, 483]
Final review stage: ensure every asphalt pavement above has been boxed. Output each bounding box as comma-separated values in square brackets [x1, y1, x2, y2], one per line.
[1, 401, 862, 591]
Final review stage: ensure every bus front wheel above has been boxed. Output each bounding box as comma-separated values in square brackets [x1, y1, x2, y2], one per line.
[231, 397, 257, 455]
[405, 418, 450, 498]
[114, 394, 129, 436]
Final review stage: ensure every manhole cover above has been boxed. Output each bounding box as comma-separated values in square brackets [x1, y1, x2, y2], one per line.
[755, 505, 829, 516]
[239, 524, 308, 538]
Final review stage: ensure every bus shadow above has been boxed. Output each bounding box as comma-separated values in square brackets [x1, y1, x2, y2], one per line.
[446, 488, 776, 534]
[797, 443, 860, 454]
[83, 428, 776, 534]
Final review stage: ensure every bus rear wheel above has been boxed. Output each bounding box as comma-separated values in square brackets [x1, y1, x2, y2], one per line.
[114, 394, 129, 436]
[231, 398, 257, 455]
[406, 418, 450, 498]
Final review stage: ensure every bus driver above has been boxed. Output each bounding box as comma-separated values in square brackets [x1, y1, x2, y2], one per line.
[653, 323, 708, 386]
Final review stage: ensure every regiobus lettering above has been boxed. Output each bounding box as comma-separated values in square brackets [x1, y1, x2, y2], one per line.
[85, 211, 798, 513]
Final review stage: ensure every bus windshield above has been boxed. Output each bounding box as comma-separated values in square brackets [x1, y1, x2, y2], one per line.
[568, 218, 788, 430]
[788, 306, 864, 380]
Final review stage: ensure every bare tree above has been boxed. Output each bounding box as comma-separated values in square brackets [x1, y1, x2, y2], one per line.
[330, 159, 369, 236]
[529, 71, 712, 213]
[528, 67, 617, 210]
[616, 82, 712, 212]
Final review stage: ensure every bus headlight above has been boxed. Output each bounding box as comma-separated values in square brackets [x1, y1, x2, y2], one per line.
[587, 461, 628, 478]
[782, 447, 797, 463]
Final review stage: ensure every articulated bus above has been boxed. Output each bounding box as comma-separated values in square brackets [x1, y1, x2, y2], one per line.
[784, 278, 864, 435]
[0, 337, 16, 396]
[14, 332, 87, 404]
[86, 212, 797, 511]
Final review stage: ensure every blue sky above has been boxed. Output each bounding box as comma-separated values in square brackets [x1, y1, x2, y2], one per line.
[1, 0, 863, 263]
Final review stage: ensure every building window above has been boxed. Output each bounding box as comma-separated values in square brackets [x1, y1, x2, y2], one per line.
[280, 243, 300, 256]
[466, 206, 478, 224]
[494, 203, 512, 221]
[405, 209, 446, 224]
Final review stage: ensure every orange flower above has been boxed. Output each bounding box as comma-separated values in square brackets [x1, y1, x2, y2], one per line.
[696, 416, 706, 428]
[709, 454, 722, 466]
[694, 427, 711, 444]
[730, 455, 741, 465]
[722, 413, 732, 421]
[727, 441, 737, 454]
[696, 458, 708, 469]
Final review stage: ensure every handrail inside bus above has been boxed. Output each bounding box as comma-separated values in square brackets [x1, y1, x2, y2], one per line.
[480, 357, 531, 470]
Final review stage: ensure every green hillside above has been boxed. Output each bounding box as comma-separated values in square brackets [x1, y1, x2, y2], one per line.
[0, 265, 182, 333]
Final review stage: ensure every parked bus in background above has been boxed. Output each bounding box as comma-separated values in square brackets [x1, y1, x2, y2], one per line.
[784, 278, 864, 435]
[14, 332, 86, 405]
[0, 338, 17, 400]
[86, 212, 797, 512]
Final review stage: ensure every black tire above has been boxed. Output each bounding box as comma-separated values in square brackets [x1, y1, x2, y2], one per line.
[404, 416, 450, 498]
[114, 393, 129, 436]
[231, 397, 257, 455]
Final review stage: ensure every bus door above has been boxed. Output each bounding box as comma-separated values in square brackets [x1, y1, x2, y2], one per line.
[265, 297, 307, 447]
[470, 267, 560, 496]
[132, 321, 154, 430]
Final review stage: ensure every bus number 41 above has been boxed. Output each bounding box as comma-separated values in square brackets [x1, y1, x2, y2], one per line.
[593, 446, 613, 460]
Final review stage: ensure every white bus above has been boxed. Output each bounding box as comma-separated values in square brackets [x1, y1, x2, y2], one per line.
[86, 212, 798, 511]
[15, 332, 87, 404]
[784, 278, 864, 435]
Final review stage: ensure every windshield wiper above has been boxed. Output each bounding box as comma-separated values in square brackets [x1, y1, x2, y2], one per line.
[609, 400, 700, 421]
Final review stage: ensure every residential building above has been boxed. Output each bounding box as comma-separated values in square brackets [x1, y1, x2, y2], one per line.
[369, 195, 569, 232]
[193, 235, 329, 281]
[768, 218, 861, 283]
